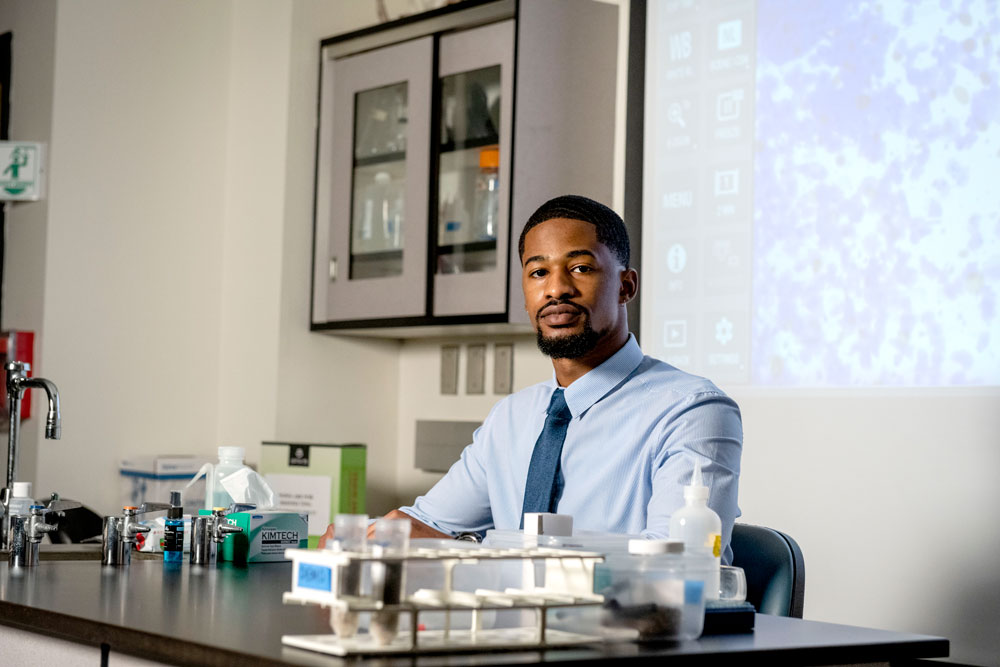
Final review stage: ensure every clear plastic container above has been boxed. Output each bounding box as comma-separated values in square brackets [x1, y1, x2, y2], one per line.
[330, 514, 368, 553]
[205, 446, 247, 510]
[595, 540, 706, 641]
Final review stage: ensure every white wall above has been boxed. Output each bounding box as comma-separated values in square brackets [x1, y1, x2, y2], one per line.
[0, 0, 403, 516]
[731, 388, 1000, 665]
[395, 336, 549, 503]
[215, 3, 290, 451]
[22, 1, 233, 510]
[216, 1, 406, 516]
[0, 0, 58, 488]
[275, 0, 403, 514]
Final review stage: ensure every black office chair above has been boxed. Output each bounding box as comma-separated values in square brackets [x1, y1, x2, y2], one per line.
[730, 523, 805, 618]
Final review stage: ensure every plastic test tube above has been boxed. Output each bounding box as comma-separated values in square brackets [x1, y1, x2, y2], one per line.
[329, 514, 368, 638]
[370, 517, 412, 646]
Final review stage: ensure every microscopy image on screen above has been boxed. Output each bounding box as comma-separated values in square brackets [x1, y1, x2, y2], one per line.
[752, 0, 1000, 386]
[643, 0, 1000, 387]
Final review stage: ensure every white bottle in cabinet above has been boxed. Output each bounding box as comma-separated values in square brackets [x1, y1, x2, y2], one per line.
[356, 171, 403, 254]
[473, 147, 500, 241]
[439, 193, 471, 248]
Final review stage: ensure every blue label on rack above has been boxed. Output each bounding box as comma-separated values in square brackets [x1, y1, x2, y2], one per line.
[298, 563, 333, 592]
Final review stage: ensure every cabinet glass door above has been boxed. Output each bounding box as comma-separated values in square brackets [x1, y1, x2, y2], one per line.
[350, 82, 408, 280]
[433, 20, 515, 317]
[315, 37, 432, 323]
[436, 65, 501, 274]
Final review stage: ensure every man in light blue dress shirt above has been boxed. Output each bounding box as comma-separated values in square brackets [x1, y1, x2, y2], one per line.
[321, 195, 743, 563]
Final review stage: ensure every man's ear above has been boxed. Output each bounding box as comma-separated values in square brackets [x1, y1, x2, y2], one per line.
[619, 268, 638, 304]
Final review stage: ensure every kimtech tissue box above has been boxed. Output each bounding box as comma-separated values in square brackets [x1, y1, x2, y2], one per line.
[204, 509, 309, 563]
[259, 441, 366, 548]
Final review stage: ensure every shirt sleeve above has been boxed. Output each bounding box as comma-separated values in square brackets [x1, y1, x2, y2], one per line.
[397, 408, 499, 536]
[642, 390, 743, 565]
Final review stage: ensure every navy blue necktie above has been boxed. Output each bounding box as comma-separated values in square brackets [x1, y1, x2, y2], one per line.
[520, 388, 572, 527]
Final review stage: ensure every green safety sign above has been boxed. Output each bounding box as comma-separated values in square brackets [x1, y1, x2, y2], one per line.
[0, 142, 45, 201]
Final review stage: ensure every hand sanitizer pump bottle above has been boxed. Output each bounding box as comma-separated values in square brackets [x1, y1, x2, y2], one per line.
[669, 462, 722, 600]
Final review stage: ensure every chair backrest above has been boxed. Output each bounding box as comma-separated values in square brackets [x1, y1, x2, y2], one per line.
[730, 523, 806, 618]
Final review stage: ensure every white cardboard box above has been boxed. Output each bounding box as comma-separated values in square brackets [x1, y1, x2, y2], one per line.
[119, 455, 208, 515]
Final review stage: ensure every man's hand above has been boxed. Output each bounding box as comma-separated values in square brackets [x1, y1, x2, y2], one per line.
[317, 522, 337, 549]
[316, 509, 452, 549]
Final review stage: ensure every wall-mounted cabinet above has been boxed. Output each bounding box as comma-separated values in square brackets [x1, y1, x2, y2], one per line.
[311, 0, 619, 337]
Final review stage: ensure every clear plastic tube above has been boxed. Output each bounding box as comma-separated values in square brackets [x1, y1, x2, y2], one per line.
[370, 517, 411, 645]
[330, 514, 368, 638]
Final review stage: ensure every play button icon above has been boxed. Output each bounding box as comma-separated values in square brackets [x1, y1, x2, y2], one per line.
[663, 320, 687, 348]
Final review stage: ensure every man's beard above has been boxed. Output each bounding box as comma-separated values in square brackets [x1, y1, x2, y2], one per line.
[536, 318, 604, 359]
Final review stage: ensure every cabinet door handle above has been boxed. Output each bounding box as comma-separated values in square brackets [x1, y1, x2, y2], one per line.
[329, 257, 338, 282]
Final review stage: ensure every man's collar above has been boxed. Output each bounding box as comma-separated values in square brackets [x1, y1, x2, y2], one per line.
[547, 333, 643, 418]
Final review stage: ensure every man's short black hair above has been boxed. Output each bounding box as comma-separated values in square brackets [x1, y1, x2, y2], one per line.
[518, 194, 630, 268]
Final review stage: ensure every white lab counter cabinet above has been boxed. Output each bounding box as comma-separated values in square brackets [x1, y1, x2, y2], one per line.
[311, 0, 619, 336]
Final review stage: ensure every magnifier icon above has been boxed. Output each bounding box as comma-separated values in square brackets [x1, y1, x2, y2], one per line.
[668, 102, 686, 128]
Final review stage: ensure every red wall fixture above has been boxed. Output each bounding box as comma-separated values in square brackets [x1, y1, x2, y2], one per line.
[0, 331, 35, 419]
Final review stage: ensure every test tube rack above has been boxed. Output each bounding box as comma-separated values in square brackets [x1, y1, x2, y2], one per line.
[281, 545, 608, 656]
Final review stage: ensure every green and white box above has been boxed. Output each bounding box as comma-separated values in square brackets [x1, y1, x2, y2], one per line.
[260, 442, 366, 548]
[209, 510, 309, 563]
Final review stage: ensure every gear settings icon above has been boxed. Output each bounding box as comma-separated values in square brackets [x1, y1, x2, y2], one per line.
[715, 317, 734, 345]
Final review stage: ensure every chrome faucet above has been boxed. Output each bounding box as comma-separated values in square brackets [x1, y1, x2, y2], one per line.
[2, 362, 61, 550]
[5, 361, 61, 489]
[101, 502, 171, 567]
[190, 508, 243, 565]
[8, 500, 80, 568]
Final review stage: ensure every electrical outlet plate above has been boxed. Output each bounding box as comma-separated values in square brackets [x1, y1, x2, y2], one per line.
[441, 345, 459, 395]
[466, 344, 486, 395]
[494, 343, 513, 394]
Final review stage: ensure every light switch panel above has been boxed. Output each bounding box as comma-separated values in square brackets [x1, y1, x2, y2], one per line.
[440, 345, 459, 395]
[466, 344, 486, 394]
[494, 343, 513, 394]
